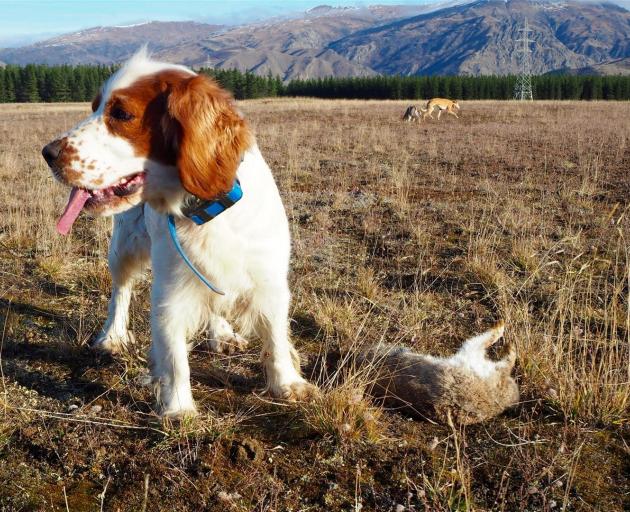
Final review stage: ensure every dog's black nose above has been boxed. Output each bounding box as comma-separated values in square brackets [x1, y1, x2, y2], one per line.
[42, 140, 63, 165]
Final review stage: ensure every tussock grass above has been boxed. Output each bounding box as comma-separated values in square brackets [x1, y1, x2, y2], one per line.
[301, 383, 386, 444]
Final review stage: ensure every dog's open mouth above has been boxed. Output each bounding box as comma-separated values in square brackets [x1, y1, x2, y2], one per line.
[57, 172, 146, 235]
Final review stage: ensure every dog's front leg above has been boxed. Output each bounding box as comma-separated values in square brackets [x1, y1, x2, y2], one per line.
[149, 282, 200, 418]
[94, 205, 150, 353]
[259, 288, 318, 401]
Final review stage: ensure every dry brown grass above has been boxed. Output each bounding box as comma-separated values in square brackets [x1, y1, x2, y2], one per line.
[0, 99, 628, 511]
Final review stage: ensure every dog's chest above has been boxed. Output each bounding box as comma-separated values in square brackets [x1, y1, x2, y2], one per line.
[151, 209, 253, 289]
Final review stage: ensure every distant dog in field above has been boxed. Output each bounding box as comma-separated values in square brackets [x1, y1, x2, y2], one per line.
[363, 322, 518, 424]
[422, 98, 461, 121]
[402, 105, 421, 122]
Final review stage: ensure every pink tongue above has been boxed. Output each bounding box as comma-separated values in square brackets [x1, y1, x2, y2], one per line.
[56, 187, 91, 235]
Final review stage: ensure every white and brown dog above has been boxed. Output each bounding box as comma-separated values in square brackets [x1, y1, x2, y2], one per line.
[42, 49, 317, 418]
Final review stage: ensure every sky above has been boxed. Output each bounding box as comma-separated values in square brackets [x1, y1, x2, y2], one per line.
[0, 0, 435, 46]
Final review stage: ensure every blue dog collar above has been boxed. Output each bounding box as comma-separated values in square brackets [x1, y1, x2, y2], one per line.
[167, 179, 243, 296]
[181, 179, 243, 225]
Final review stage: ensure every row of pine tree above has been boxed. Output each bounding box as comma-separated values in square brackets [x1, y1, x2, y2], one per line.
[1, 64, 629, 102]
[284, 74, 630, 100]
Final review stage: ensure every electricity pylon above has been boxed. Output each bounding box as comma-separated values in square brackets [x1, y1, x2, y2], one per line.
[513, 18, 534, 101]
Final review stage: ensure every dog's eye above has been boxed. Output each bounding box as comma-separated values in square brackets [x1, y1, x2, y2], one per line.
[110, 107, 134, 121]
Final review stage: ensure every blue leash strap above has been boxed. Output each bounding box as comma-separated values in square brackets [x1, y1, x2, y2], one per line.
[167, 214, 225, 296]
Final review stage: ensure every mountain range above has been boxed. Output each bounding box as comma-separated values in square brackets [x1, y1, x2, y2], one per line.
[1, 1, 629, 78]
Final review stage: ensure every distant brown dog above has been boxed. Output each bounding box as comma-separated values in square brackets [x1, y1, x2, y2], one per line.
[422, 98, 461, 121]
[364, 322, 518, 424]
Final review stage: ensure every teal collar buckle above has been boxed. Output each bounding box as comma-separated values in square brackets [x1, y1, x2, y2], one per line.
[181, 179, 243, 225]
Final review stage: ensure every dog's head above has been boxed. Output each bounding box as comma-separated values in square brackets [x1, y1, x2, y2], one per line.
[42, 49, 252, 234]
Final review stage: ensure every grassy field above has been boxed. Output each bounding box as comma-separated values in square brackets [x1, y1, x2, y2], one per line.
[0, 99, 628, 511]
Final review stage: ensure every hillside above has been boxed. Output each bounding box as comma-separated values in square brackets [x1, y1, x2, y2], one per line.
[0, 1, 629, 77]
[0, 5, 435, 79]
[0, 21, 225, 65]
[553, 56, 630, 75]
[331, 0, 630, 75]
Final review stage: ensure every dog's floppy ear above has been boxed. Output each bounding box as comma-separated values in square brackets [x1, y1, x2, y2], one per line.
[166, 74, 252, 200]
[91, 90, 102, 113]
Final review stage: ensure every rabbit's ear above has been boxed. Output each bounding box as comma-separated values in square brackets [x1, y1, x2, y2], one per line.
[490, 320, 505, 344]
[497, 343, 517, 372]
[494, 343, 516, 377]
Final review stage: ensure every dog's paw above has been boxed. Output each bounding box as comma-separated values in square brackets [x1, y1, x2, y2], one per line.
[160, 404, 198, 420]
[209, 333, 249, 355]
[154, 378, 197, 419]
[91, 329, 135, 354]
[270, 379, 320, 402]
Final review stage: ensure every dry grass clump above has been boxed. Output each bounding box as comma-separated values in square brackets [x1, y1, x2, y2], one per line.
[299, 303, 390, 444]
[513, 225, 629, 424]
[300, 383, 385, 444]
